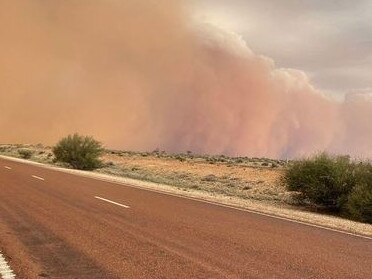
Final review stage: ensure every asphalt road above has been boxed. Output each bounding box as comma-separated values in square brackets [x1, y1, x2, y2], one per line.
[0, 157, 371, 279]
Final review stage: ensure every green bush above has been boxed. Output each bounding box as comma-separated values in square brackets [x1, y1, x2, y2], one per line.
[18, 149, 33, 159]
[283, 153, 372, 223]
[283, 153, 356, 211]
[53, 134, 104, 170]
[346, 165, 372, 223]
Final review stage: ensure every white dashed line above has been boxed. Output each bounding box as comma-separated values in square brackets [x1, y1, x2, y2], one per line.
[31, 175, 45, 181]
[0, 252, 16, 279]
[95, 196, 130, 209]
[4, 166, 11, 170]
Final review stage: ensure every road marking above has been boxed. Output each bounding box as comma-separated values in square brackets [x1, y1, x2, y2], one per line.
[4, 166, 11, 170]
[0, 252, 16, 279]
[31, 175, 45, 181]
[95, 196, 130, 209]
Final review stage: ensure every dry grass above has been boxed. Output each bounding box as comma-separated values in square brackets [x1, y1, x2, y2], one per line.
[100, 152, 289, 203]
[0, 144, 54, 164]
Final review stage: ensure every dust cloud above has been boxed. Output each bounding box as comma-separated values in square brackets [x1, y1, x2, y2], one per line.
[1, 0, 371, 158]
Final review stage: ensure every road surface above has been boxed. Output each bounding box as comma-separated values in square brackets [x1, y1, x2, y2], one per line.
[0, 157, 371, 278]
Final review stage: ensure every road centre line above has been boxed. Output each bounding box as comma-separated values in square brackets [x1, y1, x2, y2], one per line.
[31, 175, 45, 181]
[95, 196, 130, 209]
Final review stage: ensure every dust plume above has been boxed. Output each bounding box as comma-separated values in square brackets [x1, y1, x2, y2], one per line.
[0, 0, 371, 158]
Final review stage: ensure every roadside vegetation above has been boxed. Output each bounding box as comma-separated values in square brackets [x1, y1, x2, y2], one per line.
[283, 153, 372, 223]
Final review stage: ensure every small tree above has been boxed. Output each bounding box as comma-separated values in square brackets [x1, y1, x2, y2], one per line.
[53, 134, 104, 170]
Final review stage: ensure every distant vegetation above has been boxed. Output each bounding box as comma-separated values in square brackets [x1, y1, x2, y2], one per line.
[53, 134, 104, 170]
[108, 149, 287, 168]
[283, 153, 372, 223]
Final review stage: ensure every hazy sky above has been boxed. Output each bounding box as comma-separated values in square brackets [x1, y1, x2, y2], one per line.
[192, 0, 372, 97]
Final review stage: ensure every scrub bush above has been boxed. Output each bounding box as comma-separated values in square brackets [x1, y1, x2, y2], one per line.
[18, 149, 33, 159]
[283, 153, 356, 211]
[53, 134, 104, 170]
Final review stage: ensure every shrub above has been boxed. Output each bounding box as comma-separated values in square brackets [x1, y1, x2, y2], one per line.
[283, 153, 356, 211]
[18, 149, 33, 159]
[346, 165, 372, 223]
[53, 134, 104, 170]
